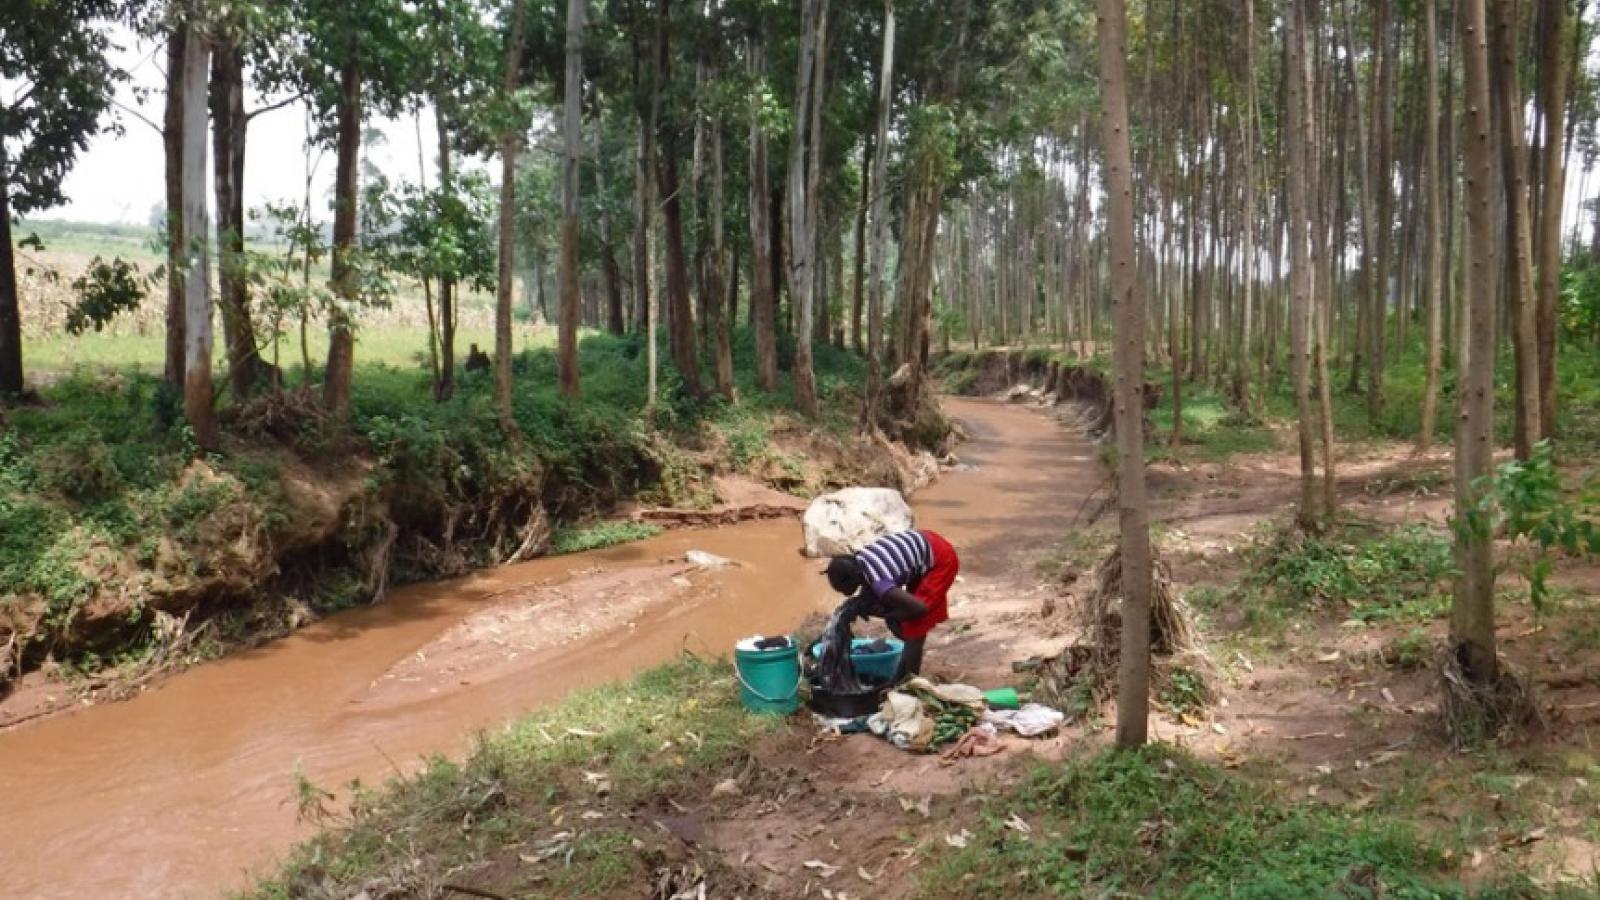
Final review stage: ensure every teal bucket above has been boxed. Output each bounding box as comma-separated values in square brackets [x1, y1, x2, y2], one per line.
[809, 638, 904, 683]
[734, 639, 801, 715]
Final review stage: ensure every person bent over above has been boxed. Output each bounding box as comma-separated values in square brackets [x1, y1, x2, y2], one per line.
[824, 529, 960, 680]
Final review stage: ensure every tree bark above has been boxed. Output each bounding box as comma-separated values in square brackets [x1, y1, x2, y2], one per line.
[210, 40, 270, 399]
[435, 105, 457, 399]
[0, 160, 22, 396]
[557, 0, 585, 397]
[747, 35, 778, 392]
[181, 34, 217, 450]
[1286, 0, 1320, 530]
[1418, 0, 1445, 452]
[656, 0, 701, 398]
[1454, 0, 1500, 685]
[596, 148, 626, 335]
[163, 23, 188, 390]
[863, 0, 895, 424]
[1491, 0, 1543, 459]
[1368, 0, 1395, 424]
[493, 0, 529, 433]
[708, 109, 734, 399]
[322, 60, 361, 419]
[850, 135, 870, 355]
[1095, 0, 1153, 751]
[786, 0, 827, 417]
[1534, 0, 1567, 440]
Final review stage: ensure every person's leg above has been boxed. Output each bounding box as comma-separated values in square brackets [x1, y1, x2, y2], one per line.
[896, 638, 925, 680]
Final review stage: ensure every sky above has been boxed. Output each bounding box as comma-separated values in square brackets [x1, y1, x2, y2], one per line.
[35, 25, 441, 226]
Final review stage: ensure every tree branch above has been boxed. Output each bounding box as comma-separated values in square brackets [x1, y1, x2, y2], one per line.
[245, 92, 308, 122]
[112, 97, 163, 135]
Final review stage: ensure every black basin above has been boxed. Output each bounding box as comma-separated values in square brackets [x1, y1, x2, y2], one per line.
[807, 676, 889, 718]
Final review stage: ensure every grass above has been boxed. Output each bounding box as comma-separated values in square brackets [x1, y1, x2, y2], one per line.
[1148, 374, 1278, 462]
[918, 744, 1569, 899]
[243, 655, 787, 899]
[549, 520, 662, 554]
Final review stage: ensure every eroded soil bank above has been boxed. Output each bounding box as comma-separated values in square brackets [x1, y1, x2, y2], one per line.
[0, 397, 1073, 899]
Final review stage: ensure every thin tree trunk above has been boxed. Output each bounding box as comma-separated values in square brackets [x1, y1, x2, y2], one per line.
[0, 155, 23, 395]
[656, 0, 701, 398]
[1491, 0, 1543, 459]
[595, 126, 626, 336]
[864, 0, 895, 423]
[163, 23, 188, 389]
[1095, 0, 1153, 751]
[747, 35, 778, 392]
[1454, 0, 1500, 686]
[493, 0, 529, 433]
[1369, 0, 1394, 424]
[1534, 0, 1567, 440]
[435, 105, 457, 399]
[851, 136, 870, 355]
[1286, 0, 1320, 530]
[557, 0, 585, 397]
[181, 34, 217, 450]
[322, 60, 361, 419]
[1418, 0, 1445, 452]
[786, 0, 826, 417]
[707, 31, 734, 400]
[210, 41, 270, 399]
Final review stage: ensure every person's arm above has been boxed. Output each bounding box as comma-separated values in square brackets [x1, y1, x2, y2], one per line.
[872, 586, 928, 623]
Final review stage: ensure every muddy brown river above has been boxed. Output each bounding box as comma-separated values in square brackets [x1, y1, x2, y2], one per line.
[0, 397, 1097, 898]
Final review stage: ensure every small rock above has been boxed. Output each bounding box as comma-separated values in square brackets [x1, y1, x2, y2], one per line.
[711, 778, 742, 799]
[686, 550, 736, 569]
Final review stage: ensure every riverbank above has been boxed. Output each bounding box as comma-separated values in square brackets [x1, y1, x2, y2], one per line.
[0, 330, 944, 728]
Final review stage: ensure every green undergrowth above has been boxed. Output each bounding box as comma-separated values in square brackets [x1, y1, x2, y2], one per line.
[921, 745, 1573, 899]
[1189, 520, 1456, 634]
[1147, 374, 1278, 462]
[244, 655, 787, 899]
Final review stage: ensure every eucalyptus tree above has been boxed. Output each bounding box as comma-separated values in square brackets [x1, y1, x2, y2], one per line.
[0, 0, 121, 397]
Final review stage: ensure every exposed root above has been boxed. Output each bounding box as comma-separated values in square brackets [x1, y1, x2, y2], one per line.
[1082, 547, 1201, 657]
[1438, 646, 1545, 748]
[1033, 547, 1217, 718]
[502, 506, 551, 564]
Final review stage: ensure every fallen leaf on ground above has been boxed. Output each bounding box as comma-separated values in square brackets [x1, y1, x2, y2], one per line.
[567, 727, 603, 738]
[1381, 688, 1396, 704]
[1317, 651, 1342, 663]
[945, 830, 973, 849]
[899, 795, 932, 818]
[857, 867, 877, 884]
[1004, 814, 1032, 835]
[1211, 722, 1227, 735]
[803, 860, 840, 879]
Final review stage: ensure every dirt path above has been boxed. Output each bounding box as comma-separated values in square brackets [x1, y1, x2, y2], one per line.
[0, 397, 1099, 899]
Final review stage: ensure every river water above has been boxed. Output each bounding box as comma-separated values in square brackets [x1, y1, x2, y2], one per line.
[0, 397, 1096, 897]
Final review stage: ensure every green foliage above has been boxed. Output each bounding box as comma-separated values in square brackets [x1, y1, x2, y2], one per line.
[922, 745, 1464, 898]
[1159, 667, 1209, 718]
[1253, 524, 1455, 623]
[548, 521, 661, 555]
[64, 256, 150, 335]
[1476, 441, 1600, 611]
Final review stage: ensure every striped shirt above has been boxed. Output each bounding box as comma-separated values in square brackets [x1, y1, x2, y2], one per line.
[856, 530, 933, 598]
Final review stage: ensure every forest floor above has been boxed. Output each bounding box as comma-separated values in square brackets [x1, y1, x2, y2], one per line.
[244, 390, 1599, 899]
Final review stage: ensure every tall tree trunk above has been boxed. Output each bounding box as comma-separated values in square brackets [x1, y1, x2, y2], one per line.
[1418, 0, 1445, 452]
[210, 40, 270, 399]
[493, 0, 529, 433]
[0, 159, 22, 396]
[1454, 0, 1500, 686]
[322, 60, 361, 419]
[1368, 0, 1394, 424]
[747, 35, 778, 392]
[1235, 0, 1257, 414]
[786, 0, 826, 417]
[864, 0, 895, 423]
[709, 108, 734, 399]
[1095, 0, 1153, 751]
[1534, 0, 1567, 440]
[850, 136, 870, 355]
[163, 23, 188, 390]
[656, 0, 701, 398]
[1286, 0, 1320, 530]
[435, 105, 457, 399]
[1491, 0, 1543, 459]
[557, 0, 585, 397]
[181, 34, 217, 450]
[595, 128, 626, 336]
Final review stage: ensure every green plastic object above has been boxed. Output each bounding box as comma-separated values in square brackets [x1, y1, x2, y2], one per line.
[734, 639, 801, 715]
[983, 687, 1021, 710]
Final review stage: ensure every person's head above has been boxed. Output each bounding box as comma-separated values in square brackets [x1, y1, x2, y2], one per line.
[824, 556, 865, 596]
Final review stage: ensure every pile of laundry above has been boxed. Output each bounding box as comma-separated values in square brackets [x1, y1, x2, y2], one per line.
[817, 677, 1066, 762]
